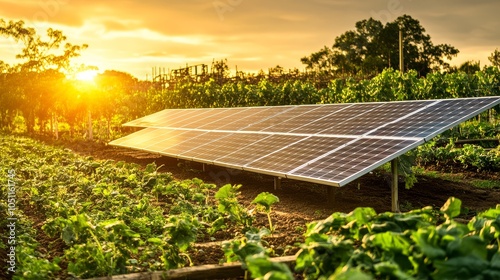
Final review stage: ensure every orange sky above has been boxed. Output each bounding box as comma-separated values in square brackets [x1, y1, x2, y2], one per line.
[0, 0, 499, 79]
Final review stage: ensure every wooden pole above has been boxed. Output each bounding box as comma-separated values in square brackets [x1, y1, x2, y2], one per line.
[391, 158, 399, 212]
[399, 29, 404, 72]
[274, 177, 282, 190]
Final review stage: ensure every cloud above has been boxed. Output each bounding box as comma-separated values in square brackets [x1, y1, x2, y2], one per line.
[1, 0, 499, 77]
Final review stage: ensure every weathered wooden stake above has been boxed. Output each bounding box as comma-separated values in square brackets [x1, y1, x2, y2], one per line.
[391, 158, 400, 212]
[87, 255, 296, 280]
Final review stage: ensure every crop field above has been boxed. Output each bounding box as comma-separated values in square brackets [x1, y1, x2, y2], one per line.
[1, 121, 500, 279]
[1, 66, 500, 280]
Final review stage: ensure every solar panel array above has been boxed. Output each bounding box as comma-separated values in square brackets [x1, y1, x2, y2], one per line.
[110, 97, 500, 187]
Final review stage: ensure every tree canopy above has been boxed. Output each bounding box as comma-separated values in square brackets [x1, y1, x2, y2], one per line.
[0, 19, 89, 133]
[301, 15, 459, 76]
[489, 48, 500, 68]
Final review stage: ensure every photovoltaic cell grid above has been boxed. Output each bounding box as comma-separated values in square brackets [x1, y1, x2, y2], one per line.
[111, 97, 500, 187]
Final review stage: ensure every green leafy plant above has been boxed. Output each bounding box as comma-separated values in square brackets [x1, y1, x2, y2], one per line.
[222, 228, 294, 279]
[292, 197, 500, 279]
[0, 135, 231, 278]
[252, 192, 280, 232]
[215, 184, 254, 231]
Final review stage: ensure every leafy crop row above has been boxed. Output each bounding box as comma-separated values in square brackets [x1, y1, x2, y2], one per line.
[142, 67, 500, 112]
[2, 134, 499, 279]
[3, 65, 499, 139]
[229, 198, 500, 279]
[416, 141, 500, 172]
[0, 134, 270, 279]
[446, 121, 500, 140]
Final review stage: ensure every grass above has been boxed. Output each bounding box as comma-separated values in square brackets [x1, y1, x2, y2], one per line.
[377, 164, 500, 190]
[470, 179, 500, 189]
[420, 169, 500, 189]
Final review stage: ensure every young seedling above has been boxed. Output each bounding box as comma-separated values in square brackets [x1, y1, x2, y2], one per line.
[252, 192, 279, 233]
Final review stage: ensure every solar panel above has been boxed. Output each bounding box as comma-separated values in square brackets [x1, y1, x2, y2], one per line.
[287, 138, 420, 186]
[111, 97, 500, 187]
[215, 134, 305, 167]
[367, 98, 500, 139]
[245, 136, 354, 174]
[180, 133, 270, 163]
[316, 101, 429, 136]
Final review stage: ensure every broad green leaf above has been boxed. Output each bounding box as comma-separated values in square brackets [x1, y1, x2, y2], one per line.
[305, 212, 348, 235]
[165, 214, 198, 251]
[234, 243, 266, 268]
[215, 184, 236, 200]
[374, 262, 413, 279]
[144, 163, 156, 173]
[332, 267, 373, 280]
[433, 256, 488, 279]
[99, 219, 123, 229]
[491, 252, 500, 269]
[477, 206, 500, 220]
[440, 197, 462, 219]
[412, 229, 446, 260]
[245, 228, 270, 242]
[252, 192, 279, 211]
[147, 237, 163, 245]
[446, 236, 487, 260]
[370, 221, 402, 233]
[352, 207, 377, 225]
[62, 225, 76, 244]
[259, 271, 294, 280]
[370, 232, 411, 255]
[246, 254, 294, 280]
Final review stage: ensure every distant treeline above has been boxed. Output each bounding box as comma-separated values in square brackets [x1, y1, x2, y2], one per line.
[1, 67, 499, 140]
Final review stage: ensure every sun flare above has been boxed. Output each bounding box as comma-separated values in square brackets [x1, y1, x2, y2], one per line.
[75, 70, 98, 82]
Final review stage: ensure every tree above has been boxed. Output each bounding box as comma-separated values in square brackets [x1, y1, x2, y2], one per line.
[489, 48, 500, 68]
[458, 60, 481, 74]
[211, 59, 230, 83]
[94, 70, 140, 139]
[0, 19, 88, 133]
[301, 15, 459, 76]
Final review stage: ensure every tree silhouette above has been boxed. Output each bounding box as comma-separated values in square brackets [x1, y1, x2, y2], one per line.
[489, 48, 500, 68]
[301, 15, 459, 76]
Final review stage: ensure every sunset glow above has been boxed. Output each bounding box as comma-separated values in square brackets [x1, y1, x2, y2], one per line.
[75, 70, 98, 82]
[0, 0, 498, 78]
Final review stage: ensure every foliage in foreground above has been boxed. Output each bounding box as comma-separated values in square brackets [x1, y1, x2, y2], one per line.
[231, 197, 500, 279]
[0, 134, 259, 279]
[2, 134, 500, 280]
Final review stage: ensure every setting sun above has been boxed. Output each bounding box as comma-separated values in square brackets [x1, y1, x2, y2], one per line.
[75, 70, 98, 81]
